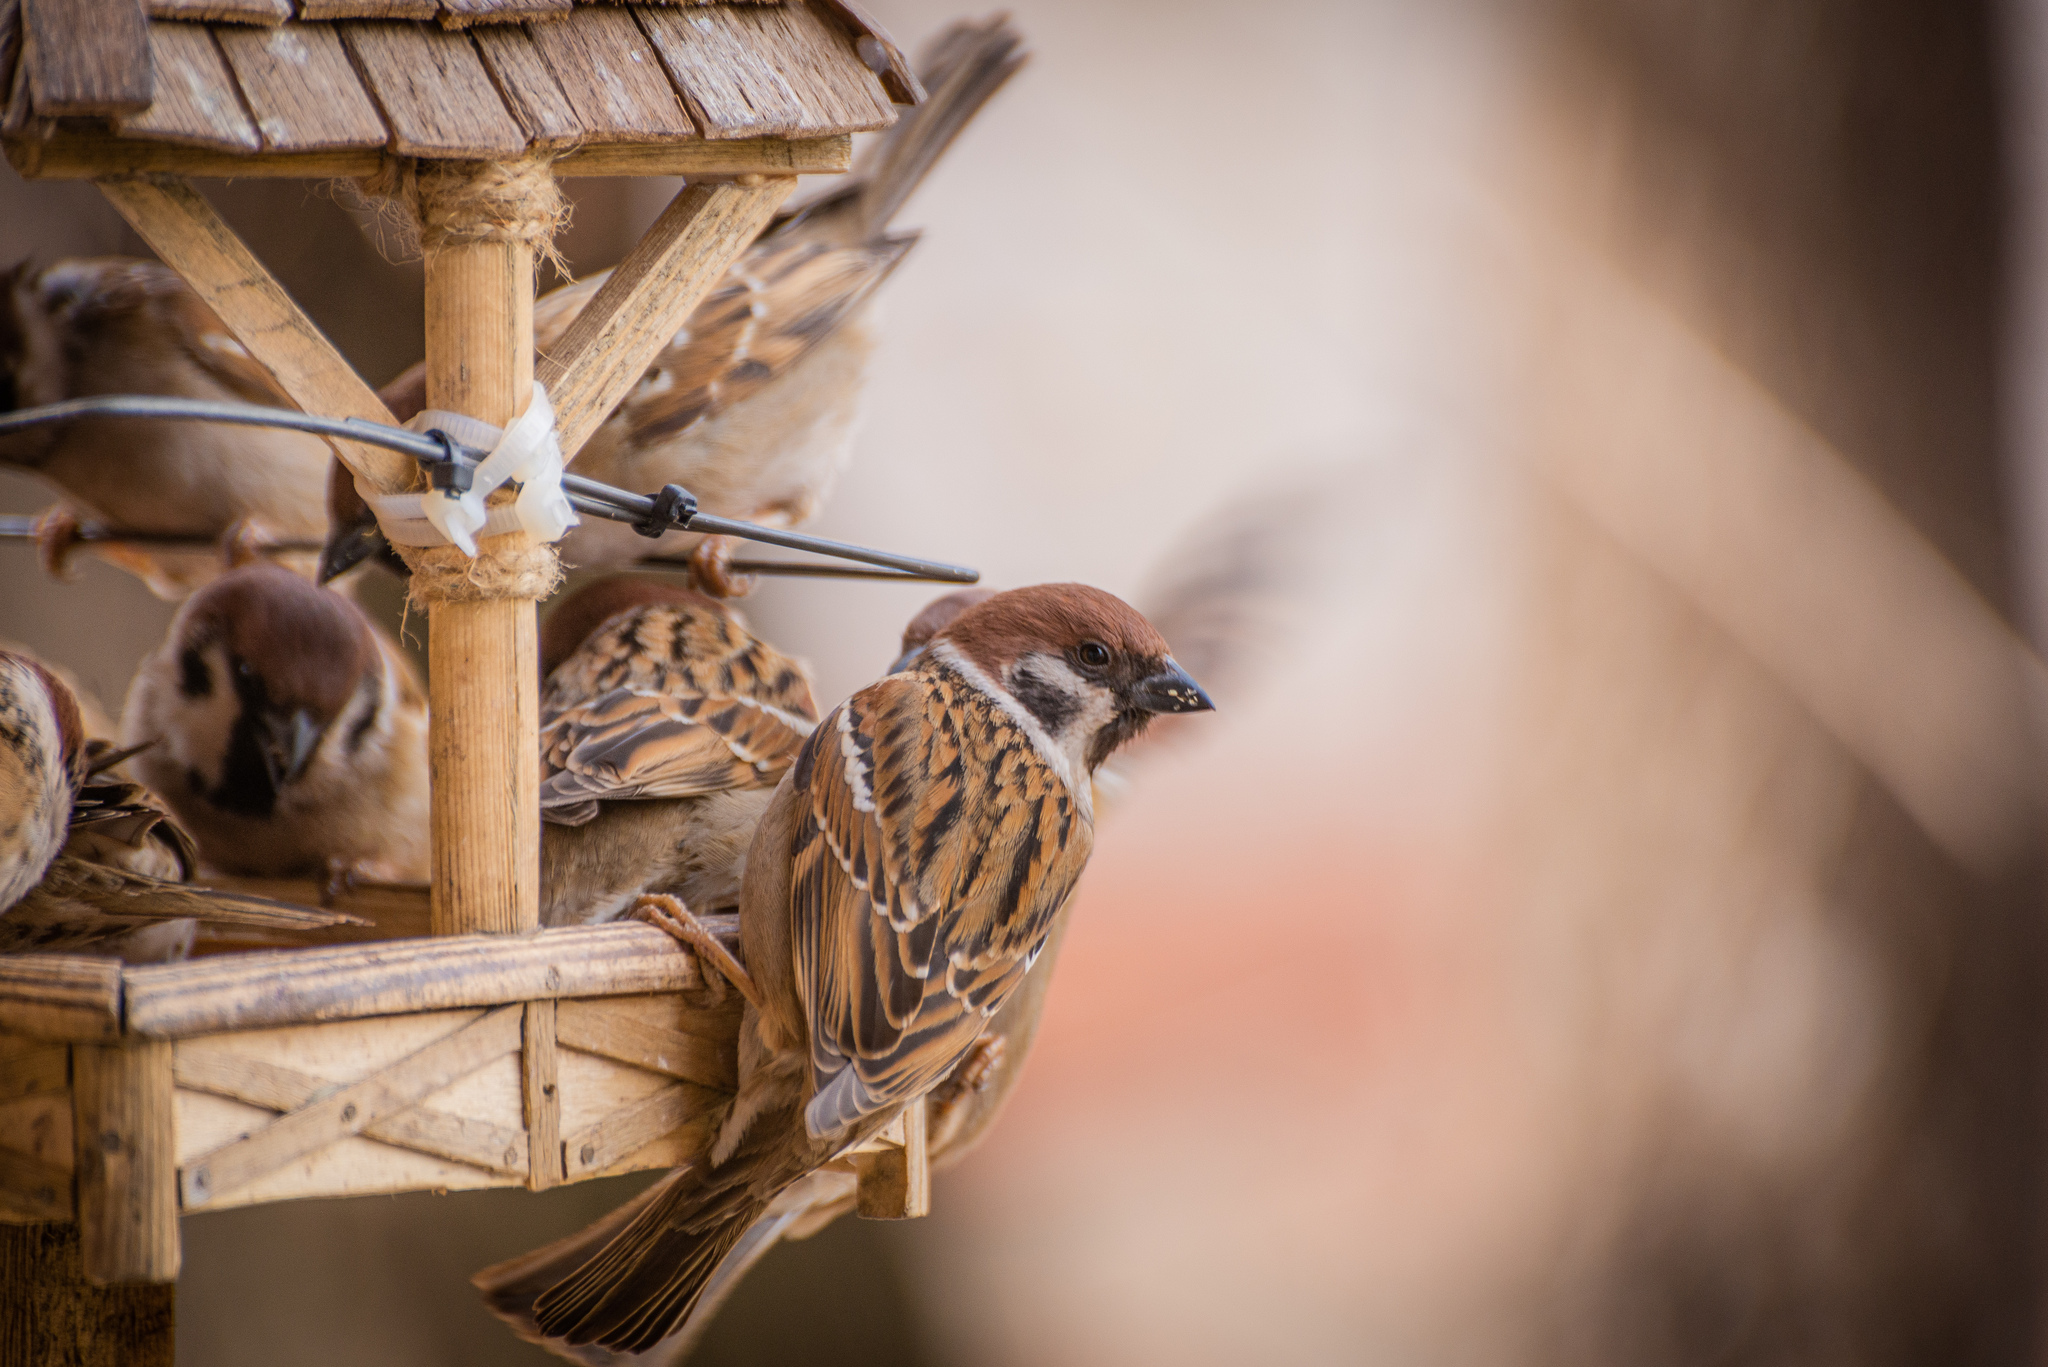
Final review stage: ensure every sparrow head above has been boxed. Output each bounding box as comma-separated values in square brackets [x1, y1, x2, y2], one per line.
[154, 564, 383, 816]
[890, 587, 996, 674]
[933, 583, 1215, 773]
[541, 576, 727, 678]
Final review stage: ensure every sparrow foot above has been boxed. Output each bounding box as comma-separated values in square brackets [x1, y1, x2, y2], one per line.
[220, 517, 279, 569]
[32, 505, 86, 580]
[688, 536, 758, 599]
[630, 893, 763, 1010]
[932, 1034, 1006, 1108]
[319, 858, 359, 909]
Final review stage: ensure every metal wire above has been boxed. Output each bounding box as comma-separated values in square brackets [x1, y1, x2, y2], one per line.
[0, 395, 980, 584]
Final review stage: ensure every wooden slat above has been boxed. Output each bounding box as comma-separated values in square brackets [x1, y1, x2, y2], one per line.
[639, 2, 890, 140]
[561, 1077, 717, 1177]
[175, 1041, 526, 1174]
[0, 1146, 72, 1221]
[521, 999, 561, 1189]
[117, 22, 260, 152]
[6, 129, 851, 177]
[216, 23, 389, 151]
[74, 1043, 179, 1283]
[124, 923, 702, 1037]
[853, 1096, 927, 1219]
[180, 1004, 520, 1206]
[20, 0, 152, 115]
[96, 174, 416, 496]
[540, 176, 793, 458]
[815, 0, 919, 105]
[0, 1044, 67, 1104]
[556, 997, 735, 1092]
[341, 20, 526, 157]
[302, 0, 430, 20]
[438, 0, 564, 30]
[527, 6, 693, 142]
[0, 958, 121, 1042]
[471, 23, 578, 145]
[147, 0, 289, 25]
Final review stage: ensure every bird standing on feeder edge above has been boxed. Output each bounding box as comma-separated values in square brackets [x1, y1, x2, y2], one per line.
[518, 584, 1213, 1353]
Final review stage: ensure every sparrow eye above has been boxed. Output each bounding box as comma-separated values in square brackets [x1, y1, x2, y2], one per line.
[1078, 641, 1111, 669]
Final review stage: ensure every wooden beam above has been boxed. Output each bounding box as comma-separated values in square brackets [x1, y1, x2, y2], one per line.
[521, 999, 562, 1190]
[7, 133, 852, 180]
[561, 1080, 717, 1178]
[540, 176, 795, 458]
[853, 1097, 929, 1220]
[0, 1223, 173, 1366]
[556, 997, 736, 1092]
[122, 921, 708, 1039]
[72, 1043, 178, 1284]
[0, 957, 120, 1043]
[94, 174, 414, 494]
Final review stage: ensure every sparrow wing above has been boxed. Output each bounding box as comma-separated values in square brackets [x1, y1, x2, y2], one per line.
[791, 668, 1092, 1137]
[161, 289, 301, 411]
[0, 856, 364, 954]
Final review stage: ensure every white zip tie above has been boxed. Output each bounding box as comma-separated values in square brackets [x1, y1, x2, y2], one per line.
[360, 382, 579, 556]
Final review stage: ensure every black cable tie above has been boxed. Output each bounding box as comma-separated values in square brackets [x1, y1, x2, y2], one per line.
[634, 483, 697, 539]
[422, 430, 473, 495]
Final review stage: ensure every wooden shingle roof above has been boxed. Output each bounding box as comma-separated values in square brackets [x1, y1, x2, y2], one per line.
[0, 0, 919, 176]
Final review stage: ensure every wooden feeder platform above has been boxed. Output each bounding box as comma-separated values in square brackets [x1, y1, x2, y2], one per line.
[0, 0, 931, 1358]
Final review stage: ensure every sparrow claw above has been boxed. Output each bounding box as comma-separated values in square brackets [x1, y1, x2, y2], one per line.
[631, 893, 764, 1010]
[688, 536, 758, 599]
[32, 505, 86, 580]
[932, 1034, 1006, 1108]
[220, 517, 278, 569]
[319, 858, 358, 909]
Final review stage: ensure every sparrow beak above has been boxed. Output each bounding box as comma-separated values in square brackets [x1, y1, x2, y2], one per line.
[887, 647, 923, 675]
[258, 708, 324, 788]
[318, 513, 386, 585]
[1132, 658, 1215, 715]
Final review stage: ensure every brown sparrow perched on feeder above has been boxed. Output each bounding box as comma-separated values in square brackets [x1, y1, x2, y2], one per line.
[536, 576, 817, 927]
[0, 648, 360, 958]
[322, 14, 1027, 596]
[507, 584, 1210, 1353]
[0, 257, 330, 597]
[119, 562, 430, 887]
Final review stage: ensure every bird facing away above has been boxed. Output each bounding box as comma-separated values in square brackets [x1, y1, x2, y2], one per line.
[0, 257, 330, 597]
[322, 14, 1028, 595]
[120, 562, 429, 885]
[524, 584, 1213, 1352]
[538, 577, 818, 927]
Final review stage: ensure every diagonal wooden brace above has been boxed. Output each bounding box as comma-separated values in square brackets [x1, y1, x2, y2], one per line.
[539, 176, 796, 459]
[93, 174, 413, 494]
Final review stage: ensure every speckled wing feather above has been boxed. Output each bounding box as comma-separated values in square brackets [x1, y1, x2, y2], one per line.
[791, 663, 1092, 1136]
[0, 855, 362, 954]
[539, 604, 817, 826]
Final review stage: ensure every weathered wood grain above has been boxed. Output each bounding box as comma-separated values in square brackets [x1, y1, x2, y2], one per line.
[180, 1005, 520, 1206]
[561, 1078, 717, 1177]
[539, 176, 793, 458]
[302, 0, 430, 20]
[521, 999, 562, 1189]
[342, 20, 527, 157]
[117, 22, 261, 151]
[95, 174, 415, 494]
[73, 1043, 178, 1283]
[216, 22, 389, 150]
[471, 22, 579, 145]
[528, 6, 693, 142]
[0, 1043, 66, 1106]
[0, 957, 120, 1043]
[6, 129, 851, 177]
[147, 0, 288, 25]
[557, 996, 735, 1091]
[438, 0, 565, 30]
[0, 1146, 71, 1221]
[853, 1095, 927, 1219]
[20, 0, 152, 115]
[0, 1224, 173, 1364]
[640, 1, 891, 139]
[814, 0, 918, 105]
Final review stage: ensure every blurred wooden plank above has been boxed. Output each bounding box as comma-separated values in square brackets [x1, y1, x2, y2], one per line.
[0, 957, 120, 1042]
[521, 999, 562, 1188]
[0, 1146, 71, 1221]
[7, 129, 849, 176]
[640, 1, 889, 139]
[561, 1078, 717, 1177]
[438, 0, 565, 29]
[217, 23, 389, 150]
[117, 22, 260, 151]
[471, 23, 579, 146]
[124, 922, 704, 1037]
[528, 6, 693, 142]
[0, 1042, 67, 1104]
[74, 1042, 179, 1283]
[853, 1096, 927, 1219]
[0, 0, 24, 101]
[20, 0, 151, 115]
[557, 996, 735, 1091]
[341, 19, 527, 156]
[303, 0, 430, 20]
[179, 1005, 519, 1206]
[815, 0, 918, 105]
[147, 0, 289, 24]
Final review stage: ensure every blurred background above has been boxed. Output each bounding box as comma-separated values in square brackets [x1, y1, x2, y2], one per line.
[9, 0, 2048, 1364]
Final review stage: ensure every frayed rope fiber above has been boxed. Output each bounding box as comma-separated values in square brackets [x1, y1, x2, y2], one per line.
[355, 156, 571, 274]
[399, 537, 564, 608]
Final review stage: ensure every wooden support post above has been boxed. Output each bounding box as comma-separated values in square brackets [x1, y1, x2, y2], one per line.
[423, 204, 540, 938]
[72, 1042, 179, 1284]
[522, 999, 562, 1190]
[853, 1096, 930, 1220]
[0, 1223, 174, 1367]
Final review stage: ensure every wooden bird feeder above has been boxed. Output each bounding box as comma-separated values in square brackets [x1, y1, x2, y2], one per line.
[0, 0, 929, 1357]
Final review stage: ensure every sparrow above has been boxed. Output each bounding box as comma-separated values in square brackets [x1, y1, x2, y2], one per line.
[537, 576, 818, 927]
[322, 14, 1028, 596]
[888, 587, 995, 674]
[0, 257, 332, 597]
[512, 583, 1213, 1353]
[0, 647, 361, 959]
[119, 562, 431, 885]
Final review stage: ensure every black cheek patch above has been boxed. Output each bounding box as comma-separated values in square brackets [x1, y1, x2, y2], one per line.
[178, 648, 211, 699]
[1009, 667, 1080, 734]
